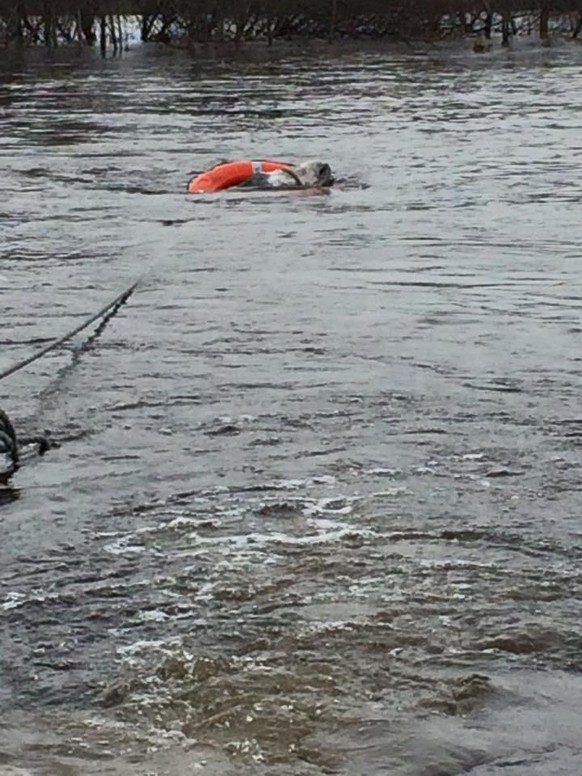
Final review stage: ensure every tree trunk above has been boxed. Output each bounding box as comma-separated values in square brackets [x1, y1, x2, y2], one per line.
[13, 3, 25, 44]
[109, 15, 118, 53]
[100, 15, 107, 56]
[43, 2, 56, 47]
[81, 10, 96, 44]
[539, 6, 549, 39]
[266, 6, 273, 46]
[501, 12, 511, 45]
[330, 0, 337, 40]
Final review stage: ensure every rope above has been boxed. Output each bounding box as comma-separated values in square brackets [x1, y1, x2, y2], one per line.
[0, 279, 140, 382]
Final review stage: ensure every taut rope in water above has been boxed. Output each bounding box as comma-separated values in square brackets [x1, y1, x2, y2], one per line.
[0, 279, 140, 383]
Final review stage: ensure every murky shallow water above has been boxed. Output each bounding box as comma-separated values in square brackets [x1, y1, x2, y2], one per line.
[1, 39, 582, 775]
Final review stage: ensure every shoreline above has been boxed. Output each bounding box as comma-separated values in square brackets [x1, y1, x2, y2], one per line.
[135, 32, 582, 57]
[0, 32, 580, 64]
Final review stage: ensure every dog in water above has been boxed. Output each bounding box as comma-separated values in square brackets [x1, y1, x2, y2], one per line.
[241, 160, 334, 190]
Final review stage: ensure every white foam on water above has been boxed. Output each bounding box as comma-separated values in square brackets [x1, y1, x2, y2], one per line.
[364, 467, 403, 476]
[1, 592, 26, 611]
[137, 609, 170, 623]
[104, 539, 146, 555]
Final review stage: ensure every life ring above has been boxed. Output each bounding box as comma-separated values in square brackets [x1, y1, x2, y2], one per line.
[187, 159, 293, 193]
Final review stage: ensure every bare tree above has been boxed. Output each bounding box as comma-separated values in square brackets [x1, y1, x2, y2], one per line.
[2, 0, 582, 47]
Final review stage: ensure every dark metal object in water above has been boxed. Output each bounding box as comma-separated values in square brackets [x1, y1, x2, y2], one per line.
[0, 408, 55, 485]
[0, 409, 18, 483]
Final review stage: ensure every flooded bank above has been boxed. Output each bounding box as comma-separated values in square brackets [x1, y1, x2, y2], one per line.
[1, 40, 582, 775]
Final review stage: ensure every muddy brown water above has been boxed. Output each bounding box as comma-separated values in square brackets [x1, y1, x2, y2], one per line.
[1, 39, 582, 776]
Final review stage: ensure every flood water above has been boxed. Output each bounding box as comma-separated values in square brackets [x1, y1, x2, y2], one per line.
[1, 38, 582, 775]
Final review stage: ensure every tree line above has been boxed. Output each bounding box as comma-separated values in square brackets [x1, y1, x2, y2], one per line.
[0, 0, 581, 49]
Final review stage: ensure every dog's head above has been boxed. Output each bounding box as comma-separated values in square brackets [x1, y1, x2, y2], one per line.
[293, 160, 334, 187]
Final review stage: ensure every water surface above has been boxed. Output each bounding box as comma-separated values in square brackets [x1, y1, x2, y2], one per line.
[1, 39, 582, 775]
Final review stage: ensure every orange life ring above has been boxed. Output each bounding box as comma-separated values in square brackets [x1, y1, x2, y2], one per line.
[187, 159, 293, 193]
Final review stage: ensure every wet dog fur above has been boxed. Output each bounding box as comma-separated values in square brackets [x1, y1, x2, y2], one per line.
[240, 160, 334, 190]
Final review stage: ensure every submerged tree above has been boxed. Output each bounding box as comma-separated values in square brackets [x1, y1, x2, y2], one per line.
[1, 0, 582, 47]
